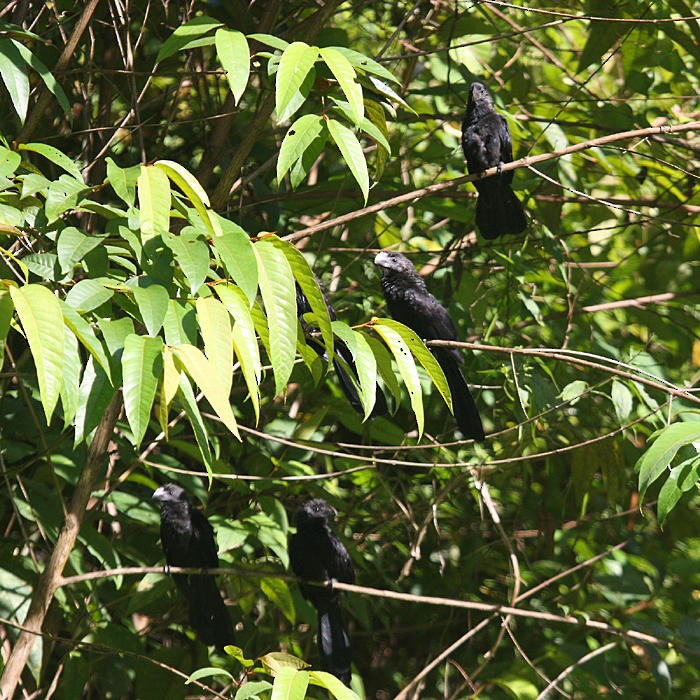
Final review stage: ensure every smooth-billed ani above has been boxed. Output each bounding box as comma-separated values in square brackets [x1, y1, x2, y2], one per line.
[297, 281, 387, 418]
[462, 81, 526, 239]
[152, 483, 234, 648]
[289, 498, 355, 685]
[374, 251, 485, 441]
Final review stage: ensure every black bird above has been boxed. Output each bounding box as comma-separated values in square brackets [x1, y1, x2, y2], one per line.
[289, 499, 355, 685]
[374, 251, 485, 441]
[297, 281, 387, 419]
[152, 483, 234, 648]
[461, 81, 526, 239]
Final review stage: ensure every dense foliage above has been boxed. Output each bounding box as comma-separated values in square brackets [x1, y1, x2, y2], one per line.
[0, 1, 699, 698]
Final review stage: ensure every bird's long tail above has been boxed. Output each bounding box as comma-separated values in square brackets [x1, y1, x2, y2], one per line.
[316, 599, 352, 685]
[188, 575, 235, 648]
[475, 181, 526, 239]
[436, 351, 485, 441]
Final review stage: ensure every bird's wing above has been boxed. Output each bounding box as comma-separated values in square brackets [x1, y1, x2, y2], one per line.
[498, 114, 514, 163]
[191, 510, 220, 568]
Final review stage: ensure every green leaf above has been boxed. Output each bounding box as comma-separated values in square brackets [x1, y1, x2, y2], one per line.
[177, 372, 213, 472]
[611, 380, 633, 424]
[56, 227, 108, 275]
[137, 165, 171, 243]
[65, 279, 114, 313]
[326, 118, 369, 203]
[163, 230, 210, 295]
[271, 667, 308, 700]
[106, 158, 140, 207]
[636, 422, 700, 501]
[330, 47, 400, 84]
[247, 33, 289, 51]
[156, 16, 223, 62]
[121, 334, 163, 446]
[11, 38, 71, 120]
[252, 239, 297, 396]
[131, 283, 169, 337]
[59, 327, 81, 427]
[19, 143, 83, 182]
[332, 321, 378, 420]
[44, 174, 85, 223]
[196, 296, 233, 400]
[214, 283, 262, 422]
[275, 41, 319, 123]
[74, 358, 114, 445]
[260, 577, 295, 624]
[319, 47, 363, 124]
[9, 284, 65, 422]
[269, 235, 333, 361]
[154, 159, 221, 236]
[235, 681, 274, 700]
[0, 291, 13, 368]
[366, 333, 400, 406]
[373, 318, 451, 410]
[172, 343, 240, 440]
[0, 145, 21, 176]
[371, 320, 425, 436]
[215, 28, 250, 105]
[277, 114, 325, 184]
[260, 652, 308, 674]
[185, 667, 234, 685]
[211, 216, 258, 304]
[560, 380, 588, 404]
[657, 457, 700, 527]
[60, 301, 112, 381]
[0, 37, 29, 123]
[309, 671, 360, 699]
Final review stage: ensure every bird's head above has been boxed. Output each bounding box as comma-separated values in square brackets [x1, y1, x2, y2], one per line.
[153, 483, 188, 504]
[374, 250, 416, 276]
[295, 498, 337, 527]
[468, 81, 493, 108]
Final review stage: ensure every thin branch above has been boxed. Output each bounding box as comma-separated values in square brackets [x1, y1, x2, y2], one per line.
[281, 121, 700, 243]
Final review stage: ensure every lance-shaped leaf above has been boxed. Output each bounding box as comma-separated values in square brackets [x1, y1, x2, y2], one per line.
[137, 165, 171, 243]
[211, 216, 258, 304]
[271, 667, 309, 699]
[158, 345, 181, 437]
[330, 47, 400, 84]
[0, 291, 13, 368]
[56, 227, 108, 275]
[253, 239, 297, 396]
[19, 142, 83, 182]
[121, 334, 163, 446]
[74, 358, 114, 445]
[215, 28, 250, 105]
[172, 343, 240, 440]
[196, 296, 233, 400]
[275, 41, 318, 123]
[9, 284, 65, 422]
[177, 372, 213, 473]
[214, 283, 261, 422]
[59, 327, 80, 428]
[0, 37, 29, 123]
[277, 114, 325, 184]
[373, 317, 451, 410]
[365, 332, 400, 406]
[155, 159, 221, 237]
[636, 422, 700, 502]
[319, 46, 364, 125]
[163, 230, 210, 295]
[156, 15, 223, 63]
[131, 283, 169, 337]
[106, 157, 140, 206]
[327, 118, 369, 203]
[60, 300, 112, 381]
[372, 320, 424, 436]
[308, 670, 360, 699]
[268, 235, 333, 360]
[332, 320, 377, 420]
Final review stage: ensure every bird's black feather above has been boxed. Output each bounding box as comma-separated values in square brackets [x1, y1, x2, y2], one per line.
[462, 81, 526, 239]
[374, 251, 485, 441]
[152, 483, 234, 648]
[289, 498, 354, 685]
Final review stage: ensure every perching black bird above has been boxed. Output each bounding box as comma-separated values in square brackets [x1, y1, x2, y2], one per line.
[289, 499, 355, 685]
[152, 483, 234, 648]
[374, 251, 485, 441]
[297, 281, 387, 419]
[461, 81, 526, 239]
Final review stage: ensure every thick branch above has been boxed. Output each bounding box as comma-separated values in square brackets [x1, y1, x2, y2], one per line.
[0, 393, 121, 699]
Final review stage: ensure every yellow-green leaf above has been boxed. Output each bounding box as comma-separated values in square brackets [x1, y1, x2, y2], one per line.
[215, 28, 250, 105]
[137, 165, 171, 243]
